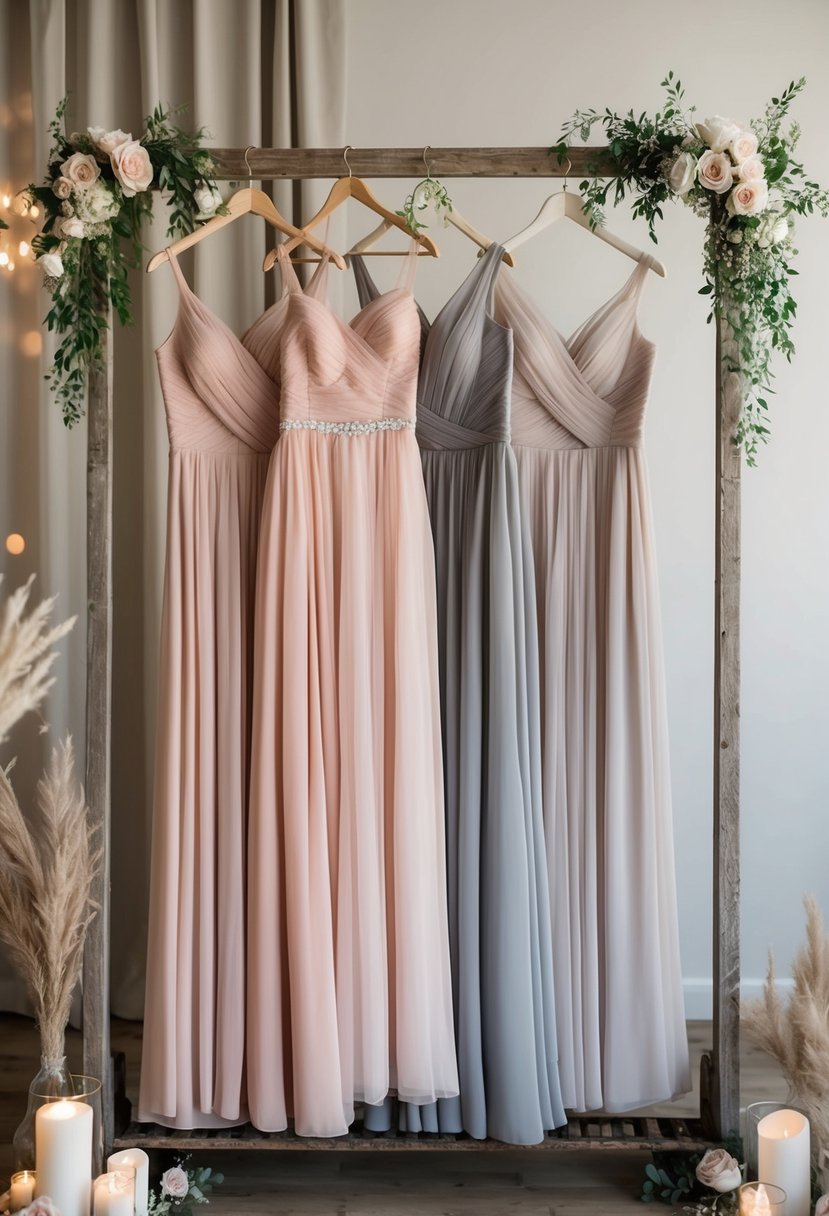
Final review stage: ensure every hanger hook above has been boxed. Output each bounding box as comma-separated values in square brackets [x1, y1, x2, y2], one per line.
[560, 154, 572, 192]
[343, 145, 353, 178]
[422, 145, 433, 179]
[244, 145, 255, 186]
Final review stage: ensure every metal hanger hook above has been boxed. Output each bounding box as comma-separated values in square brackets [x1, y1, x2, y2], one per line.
[244, 145, 255, 186]
[422, 145, 433, 179]
[343, 145, 353, 178]
[560, 154, 572, 192]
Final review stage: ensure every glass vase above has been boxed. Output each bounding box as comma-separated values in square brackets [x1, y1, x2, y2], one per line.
[12, 1055, 75, 1170]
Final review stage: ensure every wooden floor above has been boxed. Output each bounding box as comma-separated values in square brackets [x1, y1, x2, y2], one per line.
[0, 1016, 786, 1213]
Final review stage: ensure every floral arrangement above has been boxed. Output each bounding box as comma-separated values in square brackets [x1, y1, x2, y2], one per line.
[558, 73, 829, 464]
[148, 1161, 223, 1215]
[26, 99, 226, 427]
[641, 1145, 743, 1212]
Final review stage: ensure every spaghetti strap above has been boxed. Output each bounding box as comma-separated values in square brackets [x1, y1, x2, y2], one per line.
[395, 237, 420, 294]
[165, 248, 191, 295]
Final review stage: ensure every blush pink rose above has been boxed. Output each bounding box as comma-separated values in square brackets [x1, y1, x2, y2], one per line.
[726, 178, 769, 216]
[161, 1166, 189, 1199]
[730, 129, 759, 162]
[733, 155, 765, 183]
[61, 152, 100, 185]
[110, 139, 153, 197]
[697, 150, 734, 194]
[695, 1147, 742, 1193]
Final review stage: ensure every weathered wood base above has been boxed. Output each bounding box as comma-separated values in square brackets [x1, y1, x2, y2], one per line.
[114, 1115, 710, 1154]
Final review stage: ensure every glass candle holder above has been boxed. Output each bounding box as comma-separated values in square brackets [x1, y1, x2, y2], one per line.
[738, 1181, 787, 1214]
[744, 1101, 808, 1180]
[92, 1167, 136, 1216]
[10, 1170, 37, 1212]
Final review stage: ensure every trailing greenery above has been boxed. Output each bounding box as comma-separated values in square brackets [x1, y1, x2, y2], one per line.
[557, 73, 829, 464]
[29, 98, 226, 426]
[398, 174, 454, 232]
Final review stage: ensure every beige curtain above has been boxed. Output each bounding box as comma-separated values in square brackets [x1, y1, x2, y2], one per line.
[0, 0, 346, 1018]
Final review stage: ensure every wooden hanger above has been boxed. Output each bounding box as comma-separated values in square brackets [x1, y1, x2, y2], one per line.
[501, 158, 667, 277]
[147, 146, 346, 273]
[262, 146, 439, 272]
[347, 149, 515, 266]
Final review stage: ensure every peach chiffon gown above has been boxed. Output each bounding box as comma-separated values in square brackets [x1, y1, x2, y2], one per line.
[494, 256, 691, 1113]
[246, 249, 458, 1136]
[139, 251, 327, 1127]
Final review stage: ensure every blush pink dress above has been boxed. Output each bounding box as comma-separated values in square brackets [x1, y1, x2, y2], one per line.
[494, 256, 691, 1114]
[247, 250, 458, 1137]
[139, 251, 327, 1128]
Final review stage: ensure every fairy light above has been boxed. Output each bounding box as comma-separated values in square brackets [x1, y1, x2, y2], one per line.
[0, 250, 8, 267]
[1, 193, 10, 208]
[5, 534, 26, 556]
[18, 240, 29, 257]
[6, 259, 15, 272]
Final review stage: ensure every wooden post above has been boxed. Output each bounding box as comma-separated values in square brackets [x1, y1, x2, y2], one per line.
[701, 314, 742, 1140]
[83, 291, 114, 1168]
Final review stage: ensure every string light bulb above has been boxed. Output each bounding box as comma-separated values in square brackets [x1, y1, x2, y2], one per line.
[18, 240, 29, 257]
[6, 259, 15, 272]
[1, 193, 10, 208]
[0, 250, 8, 267]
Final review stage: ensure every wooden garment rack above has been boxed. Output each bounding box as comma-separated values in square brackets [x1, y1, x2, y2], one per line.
[82, 147, 740, 1161]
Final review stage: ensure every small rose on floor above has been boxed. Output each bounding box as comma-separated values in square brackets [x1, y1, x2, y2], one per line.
[19, 1198, 61, 1216]
[695, 1147, 742, 1192]
[161, 1167, 189, 1199]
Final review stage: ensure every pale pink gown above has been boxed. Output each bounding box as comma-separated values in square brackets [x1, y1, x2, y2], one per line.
[139, 252, 326, 1128]
[494, 257, 691, 1114]
[247, 250, 458, 1136]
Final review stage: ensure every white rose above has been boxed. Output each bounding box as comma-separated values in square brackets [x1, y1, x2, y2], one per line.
[695, 116, 743, 153]
[730, 128, 759, 162]
[772, 214, 789, 243]
[40, 251, 64, 278]
[695, 1148, 742, 1194]
[161, 1167, 189, 1200]
[110, 139, 153, 197]
[697, 150, 734, 194]
[93, 127, 132, 155]
[733, 155, 765, 183]
[726, 228, 743, 244]
[73, 180, 120, 224]
[61, 151, 100, 185]
[56, 216, 85, 239]
[193, 183, 223, 220]
[726, 178, 769, 216]
[815, 1195, 829, 1216]
[668, 151, 697, 195]
[52, 176, 73, 199]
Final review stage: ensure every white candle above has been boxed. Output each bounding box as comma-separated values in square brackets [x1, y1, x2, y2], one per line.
[108, 1148, 148, 1216]
[758, 1107, 810, 1216]
[10, 1171, 36, 1211]
[35, 1097, 94, 1216]
[92, 1172, 134, 1216]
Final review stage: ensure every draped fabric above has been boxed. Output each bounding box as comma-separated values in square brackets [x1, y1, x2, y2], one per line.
[0, 0, 346, 1019]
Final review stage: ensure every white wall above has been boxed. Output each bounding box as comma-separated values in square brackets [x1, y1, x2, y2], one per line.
[341, 0, 829, 1015]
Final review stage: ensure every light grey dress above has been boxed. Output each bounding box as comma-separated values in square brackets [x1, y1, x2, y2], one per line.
[352, 246, 566, 1144]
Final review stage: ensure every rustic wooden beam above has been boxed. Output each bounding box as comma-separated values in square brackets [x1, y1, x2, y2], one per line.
[82, 291, 114, 1170]
[702, 316, 742, 1139]
[207, 145, 615, 180]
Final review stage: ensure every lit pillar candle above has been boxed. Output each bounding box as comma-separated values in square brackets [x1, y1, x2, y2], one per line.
[92, 1171, 134, 1216]
[35, 1098, 94, 1216]
[10, 1171, 36, 1211]
[758, 1107, 810, 1216]
[107, 1149, 148, 1216]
